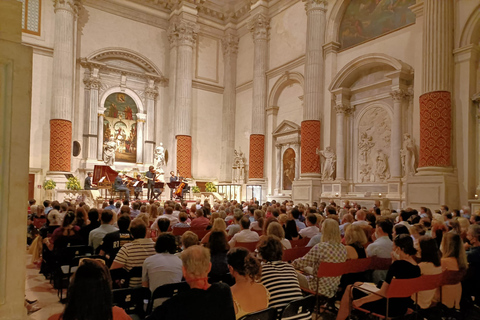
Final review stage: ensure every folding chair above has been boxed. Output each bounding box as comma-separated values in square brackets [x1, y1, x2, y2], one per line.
[289, 238, 309, 248]
[190, 227, 209, 239]
[172, 226, 191, 236]
[234, 241, 259, 252]
[238, 307, 277, 320]
[280, 295, 316, 319]
[282, 246, 312, 262]
[110, 268, 131, 289]
[146, 281, 190, 314]
[113, 287, 151, 319]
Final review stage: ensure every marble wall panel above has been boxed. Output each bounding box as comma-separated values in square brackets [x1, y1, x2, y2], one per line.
[276, 83, 303, 127]
[236, 32, 254, 85]
[195, 34, 219, 83]
[234, 88, 252, 164]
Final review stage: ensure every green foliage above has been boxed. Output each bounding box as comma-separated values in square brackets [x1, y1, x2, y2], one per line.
[191, 186, 201, 193]
[66, 177, 81, 190]
[205, 182, 217, 192]
[43, 179, 56, 190]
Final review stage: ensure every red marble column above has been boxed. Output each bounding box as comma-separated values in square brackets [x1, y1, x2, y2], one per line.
[419, 91, 452, 167]
[49, 119, 72, 172]
[249, 134, 265, 179]
[301, 120, 321, 174]
[176, 135, 192, 178]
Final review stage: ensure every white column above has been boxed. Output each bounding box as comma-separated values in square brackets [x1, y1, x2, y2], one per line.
[144, 80, 157, 165]
[249, 13, 269, 135]
[390, 90, 408, 178]
[83, 69, 100, 160]
[275, 144, 282, 191]
[220, 31, 239, 182]
[97, 107, 105, 161]
[266, 106, 279, 195]
[173, 20, 198, 136]
[136, 113, 146, 164]
[167, 20, 178, 171]
[335, 104, 347, 181]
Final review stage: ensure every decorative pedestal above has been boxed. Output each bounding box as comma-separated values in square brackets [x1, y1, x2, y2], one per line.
[292, 178, 321, 204]
[406, 172, 459, 208]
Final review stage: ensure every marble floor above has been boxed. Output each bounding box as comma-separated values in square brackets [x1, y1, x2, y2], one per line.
[25, 253, 63, 320]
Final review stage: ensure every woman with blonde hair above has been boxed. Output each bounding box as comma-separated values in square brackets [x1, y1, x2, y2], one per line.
[344, 224, 367, 260]
[266, 222, 291, 249]
[201, 217, 227, 244]
[250, 209, 264, 231]
[440, 232, 467, 309]
[292, 218, 347, 297]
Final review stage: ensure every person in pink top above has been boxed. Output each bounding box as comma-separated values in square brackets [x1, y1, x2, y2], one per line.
[48, 259, 131, 320]
[190, 209, 210, 229]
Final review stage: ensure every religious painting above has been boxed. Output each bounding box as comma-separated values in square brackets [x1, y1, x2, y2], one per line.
[283, 148, 296, 190]
[339, 0, 416, 49]
[103, 93, 138, 163]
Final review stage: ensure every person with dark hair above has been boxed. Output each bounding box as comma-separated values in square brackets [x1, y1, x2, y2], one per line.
[105, 199, 116, 211]
[366, 220, 393, 283]
[111, 220, 155, 287]
[78, 208, 101, 245]
[464, 224, 480, 303]
[89, 210, 118, 251]
[142, 233, 182, 308]
[284, 219, 299, 240]
[44, 200, 52, 215]
[227, 247, 268, 319]
[258, 236, 306, 319]
[398, 210, 411, 226]
[48, 259, 130, 320]
[130, 202, 141, 219]
[291, 208, 306, 230]
[156, 218, 170, 234]
[393, 224, 410, 239]
[336, 234, 421, 320]
[45, 211, 82, 253]
[207, 231, 230, 282]
[99, 215, 134, 267]
[417, 236, 442, 309]
[190, 208, 209, 228]
[228, 216, 259, 247]
[299, 214, 319, 239]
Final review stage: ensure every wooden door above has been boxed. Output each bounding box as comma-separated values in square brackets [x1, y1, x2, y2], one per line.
[28, 174, 35, 200]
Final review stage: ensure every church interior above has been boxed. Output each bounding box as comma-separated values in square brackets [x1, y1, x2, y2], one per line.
[1, 0, 480, 319]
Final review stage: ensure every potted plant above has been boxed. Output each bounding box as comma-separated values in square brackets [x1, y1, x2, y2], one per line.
[191, 186, 201, 194]
[66, 176, 81, 200]
[43, 179, 56, 201]
[205, 182, 217, 192]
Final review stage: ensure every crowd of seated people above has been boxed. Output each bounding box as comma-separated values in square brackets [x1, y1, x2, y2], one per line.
[26, 196, 480, 319]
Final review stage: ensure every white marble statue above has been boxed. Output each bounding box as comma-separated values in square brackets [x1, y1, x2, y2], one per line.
[103, 137, 116, 166]
[375, 149, 390, 181]
[154, 142, 166, 169]
[317, 146, 336, 181]
[359, 163, 372, 182]
[232, 149, 245, 184]
[358, 132, 375, 164]
[400, 133, 417, 176]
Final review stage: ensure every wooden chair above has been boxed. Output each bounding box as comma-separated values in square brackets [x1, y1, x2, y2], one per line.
[282, 246, 311, 262]
[280, 295, 316, 319]
[113, 287, 151, 319]
[238, 307, 277, 320]
[190, 227, 209, 239]
[146, 281, 190, 314]
[234, 241, 259, 252]
[172, 226, 191, 236]
[289, 238, 309, 248]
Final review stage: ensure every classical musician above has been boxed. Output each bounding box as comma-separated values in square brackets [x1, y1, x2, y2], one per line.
[133, 174, 143, 200]
[145, 166, 157, 200]
[114, 173, 130, 199]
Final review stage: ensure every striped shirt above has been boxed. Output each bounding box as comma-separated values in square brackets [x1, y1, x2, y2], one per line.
[261, 261, 307, 319]
[114, 238, 156, 287]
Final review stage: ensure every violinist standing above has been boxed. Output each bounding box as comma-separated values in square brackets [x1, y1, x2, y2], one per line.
[146, 166, 156, 200]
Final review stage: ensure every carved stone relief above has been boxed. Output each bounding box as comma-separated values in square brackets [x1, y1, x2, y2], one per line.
[357, 106, 391, 182]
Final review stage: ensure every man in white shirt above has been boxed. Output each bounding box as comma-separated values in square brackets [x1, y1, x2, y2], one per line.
[352, 209, 369, 227]
[299, 214, 320, 239]
[366, 220, 393, 283]
[228, 216, 259, 247]
[152, 207, 179, 232]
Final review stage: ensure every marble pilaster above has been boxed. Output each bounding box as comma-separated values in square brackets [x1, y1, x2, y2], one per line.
[266, 106, 279, 195]
[97, 106, 106, 161]
[390, 89, 409, 178]
[334, 103, 347, 181]
[474, 95, 480, 195]
[136, 113, 146, 164]
[275, 144, 282, 193]
[144, 80, 158, 165]
[83, 69, 100, 160]
[220, 31, 239, 182]
[167, 20, 178, 172]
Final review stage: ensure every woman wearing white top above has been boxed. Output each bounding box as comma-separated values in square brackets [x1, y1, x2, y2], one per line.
[417, 236, 442, 309]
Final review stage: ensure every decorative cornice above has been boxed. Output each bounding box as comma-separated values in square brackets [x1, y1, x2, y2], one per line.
[323, 41, 341, 55]
[409, 1, 424, 18]
[248, 13, 270, 41]
[192, 80, 224, 94]
[303, 0, 328, 12]
[221, 33, 239, 55]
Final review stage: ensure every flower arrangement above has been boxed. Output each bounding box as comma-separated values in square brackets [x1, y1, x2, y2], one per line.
[66, 177, 81, 190]
[191, 186, 201, 193]
[43, 179, 56, 190]
[205, 182, 217, 192]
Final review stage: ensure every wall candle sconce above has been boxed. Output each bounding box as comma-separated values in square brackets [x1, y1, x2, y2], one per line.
[475, 194, 478, 199]
[335, 192, 339, 197]
[378, 193, 382, 197]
